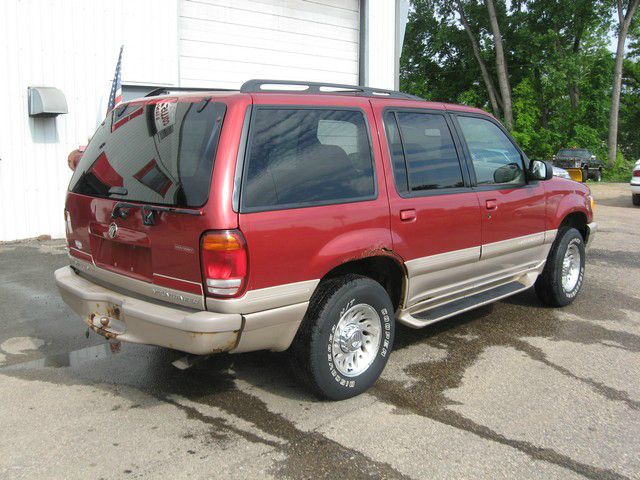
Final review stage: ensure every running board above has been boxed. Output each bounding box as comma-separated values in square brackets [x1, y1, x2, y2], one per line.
[398, 281, 528, 329]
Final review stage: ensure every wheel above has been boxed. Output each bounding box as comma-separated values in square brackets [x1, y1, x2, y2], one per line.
[594, 169, 602, 182]
[633, 194, 640, 206]
[535, 228, 586, 307]
[290, 274, 395, 400]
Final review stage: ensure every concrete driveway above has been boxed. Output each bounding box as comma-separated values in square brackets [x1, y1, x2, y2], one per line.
[1, 183, 638, 479]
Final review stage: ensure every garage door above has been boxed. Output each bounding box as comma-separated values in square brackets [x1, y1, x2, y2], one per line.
[178, 0, 360, 88]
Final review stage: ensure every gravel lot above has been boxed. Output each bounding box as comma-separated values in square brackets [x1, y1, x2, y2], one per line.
[0, 183, 638, 479]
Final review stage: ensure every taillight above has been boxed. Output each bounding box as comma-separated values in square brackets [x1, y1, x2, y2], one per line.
[201, 230, 248, 298]
[633, 169, 640, 177]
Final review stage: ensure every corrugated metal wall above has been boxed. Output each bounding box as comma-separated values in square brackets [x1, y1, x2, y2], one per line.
[0, 0, 178, 241]
[178, 0, 360, 88]
[0, 0, 400, 241]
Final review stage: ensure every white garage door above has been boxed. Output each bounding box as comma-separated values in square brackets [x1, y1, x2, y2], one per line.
[178, 0, 360, 89]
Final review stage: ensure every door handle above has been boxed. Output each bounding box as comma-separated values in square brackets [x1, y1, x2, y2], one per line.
[485, 200, 498, 211]
[400, 209, 417, 222]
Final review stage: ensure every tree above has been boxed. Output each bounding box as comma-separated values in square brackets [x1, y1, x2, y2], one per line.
[608, 0, 640, 165]
[455, 1, 502, 117]
[485, 0, 513, 130]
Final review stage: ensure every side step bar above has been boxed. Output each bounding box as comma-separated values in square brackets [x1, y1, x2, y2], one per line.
[398, 281, 528, 329]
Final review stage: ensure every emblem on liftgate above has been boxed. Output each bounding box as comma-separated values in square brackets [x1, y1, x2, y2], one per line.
[108, 222, 118, 239]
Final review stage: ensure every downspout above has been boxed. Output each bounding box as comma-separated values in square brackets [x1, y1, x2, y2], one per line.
[395, 0, 410, 90]
[359, 0, 368, 86]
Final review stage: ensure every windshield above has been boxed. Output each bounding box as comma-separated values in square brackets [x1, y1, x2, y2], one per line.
[69, 98, 226, 208]
[557, 149, 590, 158]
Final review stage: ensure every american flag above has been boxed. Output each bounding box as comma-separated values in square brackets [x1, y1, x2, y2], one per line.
[107, 45, 124, 114]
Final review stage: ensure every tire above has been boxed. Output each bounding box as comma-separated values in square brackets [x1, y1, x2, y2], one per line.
[633, 194, 640, 206]
[535, 228, 586, 307]
[594, 169, 602, 182]
[290, 274, 395, 400]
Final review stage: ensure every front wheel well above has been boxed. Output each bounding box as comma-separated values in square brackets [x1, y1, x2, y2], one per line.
[558, 211, 588, 242]
[321, 256, 406, 311]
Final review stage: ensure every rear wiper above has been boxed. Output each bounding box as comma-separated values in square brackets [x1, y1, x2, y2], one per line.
[111, 201, 202, 226]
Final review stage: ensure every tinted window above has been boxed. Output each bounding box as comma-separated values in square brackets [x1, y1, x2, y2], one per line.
[457, 116, 525, 186]
[385, 111, 464, 192]
[69, 99, 226, 207]
[242, 108, 375, 210]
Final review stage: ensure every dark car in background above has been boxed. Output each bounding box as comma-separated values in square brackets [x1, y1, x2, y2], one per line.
[553, 148, 603, 182]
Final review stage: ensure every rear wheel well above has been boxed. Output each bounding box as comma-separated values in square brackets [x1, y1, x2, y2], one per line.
[559, 212, 588, 241]
[321, 256, 406, 311]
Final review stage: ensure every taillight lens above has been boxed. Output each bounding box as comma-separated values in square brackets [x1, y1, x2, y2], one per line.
[633, 169, 640, 177]
[201, 230, 247, 297]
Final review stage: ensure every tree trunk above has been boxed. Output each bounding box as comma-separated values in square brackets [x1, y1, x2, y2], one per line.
[485, 0, 513, 130]
[456, 2, 502, 117]
[608, 0, 640, 166]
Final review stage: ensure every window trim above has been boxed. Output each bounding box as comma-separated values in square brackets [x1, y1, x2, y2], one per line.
[239, 105, 378, 214]
[382, 107, 471, 199]
[450, 112, 533, 191]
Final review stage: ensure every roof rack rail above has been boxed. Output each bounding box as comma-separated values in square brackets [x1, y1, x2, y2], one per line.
[144, 86, 236, 97]
[240, 79, 423, 100]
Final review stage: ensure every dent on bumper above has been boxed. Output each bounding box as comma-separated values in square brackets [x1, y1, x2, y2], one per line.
[55, 266, 242, 355]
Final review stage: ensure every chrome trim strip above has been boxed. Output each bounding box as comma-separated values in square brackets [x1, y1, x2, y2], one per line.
[69, 246, 90, 257]
[153, 272, 203, 286]
[69, 256, 205, 310]
[405, 246, 481, 276]
[480, 232, 545, 259]
[206, 279, 320, 314]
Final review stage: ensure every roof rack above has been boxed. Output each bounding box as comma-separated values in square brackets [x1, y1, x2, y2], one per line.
[144, 86, 235, 97]
[240, 79, 423, 100]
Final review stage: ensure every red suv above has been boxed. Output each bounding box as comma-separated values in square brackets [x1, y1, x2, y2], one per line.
[56, 80, 596, 400]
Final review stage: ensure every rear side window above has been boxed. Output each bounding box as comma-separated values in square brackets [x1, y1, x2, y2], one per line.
[241, 108, 375, 211]
[69, 99, 226, 208]
[384, 111, 464, 193]
[457, 116, 525, 186]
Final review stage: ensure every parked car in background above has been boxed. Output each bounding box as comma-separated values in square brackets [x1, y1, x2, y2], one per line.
[552, 165, 572, 180]
[55, 80, 596, 400]
[631, 159, 640, 206]
[553, 148, 603, 182]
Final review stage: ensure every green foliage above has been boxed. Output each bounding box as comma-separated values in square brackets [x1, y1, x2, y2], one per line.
[400, 0, 640, 178]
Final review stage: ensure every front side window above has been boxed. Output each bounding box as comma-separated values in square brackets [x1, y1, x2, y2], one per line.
[242, 108, 375, 211]
[457, 116, 525, 186]
[384, 111, 464, 193]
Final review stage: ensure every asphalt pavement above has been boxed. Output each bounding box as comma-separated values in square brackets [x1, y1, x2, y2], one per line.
[0, 183, 638, 479]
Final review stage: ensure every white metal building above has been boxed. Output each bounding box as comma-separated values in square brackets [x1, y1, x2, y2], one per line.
[0, 0, 408, 241]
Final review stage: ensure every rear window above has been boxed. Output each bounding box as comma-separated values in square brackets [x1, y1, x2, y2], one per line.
[241, 108, 375, 211]
[69, 98, 226, 208]
[384, 111, 464, 193]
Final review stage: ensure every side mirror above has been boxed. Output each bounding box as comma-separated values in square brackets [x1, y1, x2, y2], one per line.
[529, 160, 553, 181]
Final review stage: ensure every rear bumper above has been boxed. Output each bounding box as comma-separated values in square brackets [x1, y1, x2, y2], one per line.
[630, 182, 640, 194]
[55, 266, 308, 355]
[55, 266, 241, 355]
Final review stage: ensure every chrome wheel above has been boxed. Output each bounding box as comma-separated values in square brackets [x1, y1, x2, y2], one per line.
[331, 304, 382, 377]
[561, 242, 581, 292]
